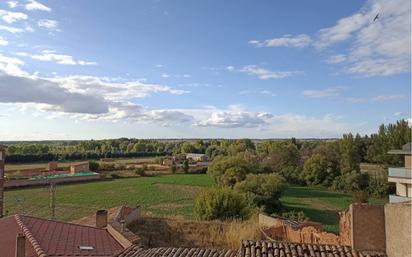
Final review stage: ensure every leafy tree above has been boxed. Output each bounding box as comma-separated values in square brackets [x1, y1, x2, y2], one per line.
[89, 161, 100, 171]
[228, 139, 255, 155]
[180, 142, 196, 154]
[170, 163, 177, 174]
[207, 155, 252, 186]
[331, 171, 369, 192]
[235, 173, 286, 213]
[182, 160, 189, 173]
[303, 154, 328, 185]
[193, 188, 250, 221]
[222, 167, 247, 188]
[205, 145, 227, 160]
[339, 133, 361, 173]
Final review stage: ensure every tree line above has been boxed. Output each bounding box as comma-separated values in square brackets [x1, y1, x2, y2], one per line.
[194, 120, 411, 221]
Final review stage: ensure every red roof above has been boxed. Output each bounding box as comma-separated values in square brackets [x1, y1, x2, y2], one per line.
[0, 214, 124, 257]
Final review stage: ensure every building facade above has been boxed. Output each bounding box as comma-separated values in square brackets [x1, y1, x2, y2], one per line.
[387, 143, 411, 203]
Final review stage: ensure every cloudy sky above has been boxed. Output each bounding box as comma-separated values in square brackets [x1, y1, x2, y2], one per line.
[0, 0, 410, 140]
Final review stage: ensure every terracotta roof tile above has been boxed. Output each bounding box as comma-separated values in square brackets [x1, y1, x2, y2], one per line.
[0, 214, 125, 257]
[239, 240, 387, 257]
[116, 245, 238, 257]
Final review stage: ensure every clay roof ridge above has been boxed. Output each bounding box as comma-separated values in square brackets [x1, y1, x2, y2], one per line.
[18, 214, 108, 230]
[14, 214, 47, 257]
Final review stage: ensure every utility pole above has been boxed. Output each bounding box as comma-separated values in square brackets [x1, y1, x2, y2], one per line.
[49, 182, 56, 220]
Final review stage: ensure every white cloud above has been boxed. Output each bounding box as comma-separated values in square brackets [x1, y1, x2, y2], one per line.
[249, 34, 312, 48]
[0, 53, 190, 123]
[0, 54, 27, 76]
[0, 25, 24, 33]
[394, 112, 404, 116]
[0, 36, 8, 46]
[326, 54, 346, 64]
[266, 113, 357, 138]
[7, 1, 18, 8]
[37, 19, 58, 30]
[239, 89, 276, 97]
[316, 0, 411, 76]
[0, 10, 28, 23]
[161, 73, 190, 78]
[302, 87, 343, 98]
[372, 95, 404, 102]
[0, 73, 109, 114]
[25, 0, 51, 12]
[20, 50, 98, 66]
[236, 65, 301, 80]
[194, 106, 273, 128]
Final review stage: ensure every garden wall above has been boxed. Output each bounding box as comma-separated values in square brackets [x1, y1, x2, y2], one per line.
[4, 174, 102, 188]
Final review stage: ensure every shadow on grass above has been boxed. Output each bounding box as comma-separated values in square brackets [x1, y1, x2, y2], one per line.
[283, 186, 348, 199]
[281, 204, 340, 234]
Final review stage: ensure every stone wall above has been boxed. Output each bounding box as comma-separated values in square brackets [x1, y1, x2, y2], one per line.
[385, 202, 411, 257]
[351, 204, 386, 252]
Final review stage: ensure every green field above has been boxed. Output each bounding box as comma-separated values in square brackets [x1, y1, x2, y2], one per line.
[4, 174, 385, 233]
[281, 186, 386, 233]
[4, 174, 214, 221]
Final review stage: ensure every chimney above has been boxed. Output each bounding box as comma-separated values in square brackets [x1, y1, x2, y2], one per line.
[120, 219, 125, 232]
[96, 210, 108, 228]
[0, 145, 6, 218]
[15, 233, 25, 257]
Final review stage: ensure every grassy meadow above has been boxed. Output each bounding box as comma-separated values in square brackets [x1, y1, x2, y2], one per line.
[4, 174, 386, 233]
[281, 186, 386, 233]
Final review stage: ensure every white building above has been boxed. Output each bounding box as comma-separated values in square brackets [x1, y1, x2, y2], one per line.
[388, 143, 411, 203]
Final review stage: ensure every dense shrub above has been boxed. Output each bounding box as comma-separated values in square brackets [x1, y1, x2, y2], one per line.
[193, 188, 250, 221]
[330, 171, 369, 192]
[89, 161, 100, 171]
[235, 173, 286, 213]
[279, 210, 307, 222]
[135, 167, 146, 176]
[352, 191, 369, 203]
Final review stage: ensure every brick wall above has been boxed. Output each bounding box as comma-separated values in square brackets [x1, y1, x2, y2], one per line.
[351, 204, 386, 252]
[385, 202, 411, 257]
[338, 209, 351, 246]
[258, 213, 344, 245]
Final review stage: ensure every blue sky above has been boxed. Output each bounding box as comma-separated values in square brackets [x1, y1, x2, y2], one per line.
[0, 0, 410, 140]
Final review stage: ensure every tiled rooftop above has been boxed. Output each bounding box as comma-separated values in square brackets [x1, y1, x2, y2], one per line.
[0, 214, 124, 257]
[117, 245, 238, 257]
[240, 240, 387, 257]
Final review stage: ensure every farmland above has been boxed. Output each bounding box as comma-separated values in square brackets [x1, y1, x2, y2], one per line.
[4, 174, 385, 233]
[4, 157, 158, 171]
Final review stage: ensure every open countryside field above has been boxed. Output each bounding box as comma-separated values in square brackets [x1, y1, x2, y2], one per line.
[4, 157, 158, 171]
[4, 174, 385, 233]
